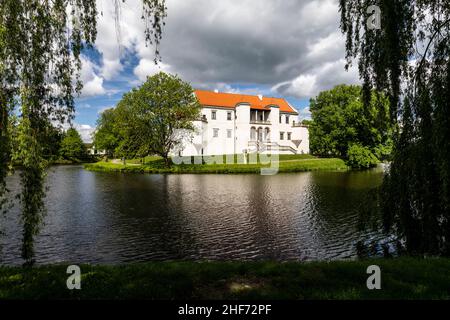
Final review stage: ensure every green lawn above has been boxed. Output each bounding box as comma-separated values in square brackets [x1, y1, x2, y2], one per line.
[1, 258, 449, 299]
[85, 154, 347, 174]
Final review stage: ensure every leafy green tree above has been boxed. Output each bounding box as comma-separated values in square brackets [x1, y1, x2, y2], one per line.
[59, 128, 86, 161]
[114, 72, 201, 166]
[0, 23, 9, 214]
[340, 1, 450, 255]
[309, 84, 392, 167]
[93, 108, 120, 159]
[347, 143, 379, 169]
[0, 1, 166, 264]
[301, 119, 313, 126]
[43, 124, 64, 161]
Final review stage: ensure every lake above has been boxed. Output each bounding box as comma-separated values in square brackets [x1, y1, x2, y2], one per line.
[0, 165, 385, 265]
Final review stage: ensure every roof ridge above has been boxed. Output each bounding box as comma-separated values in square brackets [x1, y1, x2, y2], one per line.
[194, 89, 298, 114]
[195, 89, 285, 100]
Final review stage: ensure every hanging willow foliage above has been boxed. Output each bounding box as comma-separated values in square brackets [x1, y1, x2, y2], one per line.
[340, 0, 450, 256]
[0, 0, 166, 265]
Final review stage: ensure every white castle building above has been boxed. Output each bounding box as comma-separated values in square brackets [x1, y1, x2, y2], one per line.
[178, 90, 309, 156]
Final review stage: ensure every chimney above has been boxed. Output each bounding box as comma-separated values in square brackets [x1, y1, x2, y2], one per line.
[258, 94, 263, 101]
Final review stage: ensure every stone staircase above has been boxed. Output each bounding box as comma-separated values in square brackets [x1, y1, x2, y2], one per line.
[248, 141, 297, 154]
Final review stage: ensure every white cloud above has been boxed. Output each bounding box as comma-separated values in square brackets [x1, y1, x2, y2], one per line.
[82, 0, 360, 102]
[79, 55, 107, 97]
[134, 59, 171, 83]
[307, 32, 344, 63]
[274, 59, 360, 98]
[76, 124, 95, 143]
[299, 107, 311, 120]
[299, 0, 339, 32]
[82, 75, 106, 97]
[61, 122, 95, 143]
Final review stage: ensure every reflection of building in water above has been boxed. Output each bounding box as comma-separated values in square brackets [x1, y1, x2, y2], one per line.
[178, 90, 309, 156]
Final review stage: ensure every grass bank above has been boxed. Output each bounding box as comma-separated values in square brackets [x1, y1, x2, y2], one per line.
[1, 258, 449, 299]
[84, 154, 348, 174]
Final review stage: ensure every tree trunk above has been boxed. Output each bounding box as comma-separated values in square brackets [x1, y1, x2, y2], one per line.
[163, 153, 171, 168]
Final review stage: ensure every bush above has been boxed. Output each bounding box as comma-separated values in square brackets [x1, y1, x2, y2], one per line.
[346, 144, 379, 169]
[373, 138, 393, 161]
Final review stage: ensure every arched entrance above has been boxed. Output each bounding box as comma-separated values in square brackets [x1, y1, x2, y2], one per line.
[257, 127, 263, 141]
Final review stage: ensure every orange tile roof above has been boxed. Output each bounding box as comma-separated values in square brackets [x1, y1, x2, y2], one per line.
[194, 90, 298, 114]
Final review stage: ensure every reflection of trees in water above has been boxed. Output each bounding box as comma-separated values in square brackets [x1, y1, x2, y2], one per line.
[103, 174, 200, 261]
[308, 170, 388, 259]
[0, 168, 388, 263]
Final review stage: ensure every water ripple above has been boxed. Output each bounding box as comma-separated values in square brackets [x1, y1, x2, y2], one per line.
[0, 166, 386, 265]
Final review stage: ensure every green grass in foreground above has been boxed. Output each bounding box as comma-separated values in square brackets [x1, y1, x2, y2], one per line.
[85, 154, 347, 174]
[0, 258, 449, 299]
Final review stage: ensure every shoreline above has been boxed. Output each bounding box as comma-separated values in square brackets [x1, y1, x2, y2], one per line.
[84, 156, 349, 174]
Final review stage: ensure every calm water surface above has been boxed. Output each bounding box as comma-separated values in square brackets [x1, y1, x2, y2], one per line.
[0, 166, 384, 265]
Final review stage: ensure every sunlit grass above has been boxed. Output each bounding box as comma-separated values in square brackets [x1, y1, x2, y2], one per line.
[85, 154, 348, 174]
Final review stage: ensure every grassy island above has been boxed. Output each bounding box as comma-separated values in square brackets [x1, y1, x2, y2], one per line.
[1, 258, 449, 299]
[84, 154, 348, 174]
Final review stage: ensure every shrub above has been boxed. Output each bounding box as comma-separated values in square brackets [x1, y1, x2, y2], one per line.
[346, 144, 379, 169]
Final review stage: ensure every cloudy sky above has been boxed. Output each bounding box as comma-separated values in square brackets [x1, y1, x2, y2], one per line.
[75, 0, 360, 141]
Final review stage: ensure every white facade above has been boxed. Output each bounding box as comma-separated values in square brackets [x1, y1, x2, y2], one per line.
[178, 91, 310, 157]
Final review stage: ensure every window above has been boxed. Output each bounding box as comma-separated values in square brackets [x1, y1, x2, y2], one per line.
[287, 132, 292, 140]
[213, 128, 219, 138]
[265, 128, 270, 141]
[279, 115, 282, 123]
[285, 115, 289, 124]
[280, 132, 284, 140]
[227, 129, 232, 138]
[250, 127, 256, 140]
[211, 110, 217, 120]
[227, 112, 232, 121]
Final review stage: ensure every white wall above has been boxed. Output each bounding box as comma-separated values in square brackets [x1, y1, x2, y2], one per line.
[178, 106, 309, 157]
[235, 104, 251, 154]
[201, 107, 235, 156]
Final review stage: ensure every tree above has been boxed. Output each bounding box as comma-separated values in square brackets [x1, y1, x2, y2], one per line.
[0, 23, 10, 214]
[114, 72, 201, 166]
[93, 108, 120, 159]
[309, 84, 392, 167]
[347, 143, 379, 169]
[301, 119, 313, 126]
[340, 1, 450, 255]
[43, 124, 64, 161]
[0, 0, 166, 265]
[60, 128, 86, 161]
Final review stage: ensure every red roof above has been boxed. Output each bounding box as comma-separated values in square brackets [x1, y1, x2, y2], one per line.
[194, 90, 298, 114]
